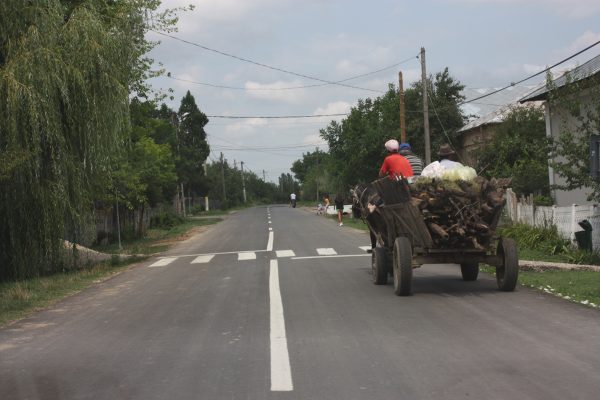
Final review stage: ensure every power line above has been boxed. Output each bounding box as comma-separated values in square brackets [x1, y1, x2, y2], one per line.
[458, 40, 600, 106]
[165, 54, 418, 91]
[149, 29, 385, 94]
[206, 113, 348, 119]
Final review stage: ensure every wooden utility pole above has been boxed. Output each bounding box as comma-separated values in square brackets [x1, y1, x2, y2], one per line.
[241, 161, 247, 203]
[421, 47, 431, 164]
[399, 71, 406, 143]
[220, 152, 226, 201]
[316, 148, 320, 202]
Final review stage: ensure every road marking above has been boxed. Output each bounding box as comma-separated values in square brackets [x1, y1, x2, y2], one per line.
[359, 246, 371, 252]
[268, 221, 272, 224]
[191, 255, 214, 264]
[238, 252, 257, 261]
[148, 257, 177, 267]
[269, 227, 273, 231]
[291, 254, 371, 260]
[316, 248, 337, 256]
[270, 259, 293, 391]
[267, 231, 274, 251]
[276, 250, 295, 258]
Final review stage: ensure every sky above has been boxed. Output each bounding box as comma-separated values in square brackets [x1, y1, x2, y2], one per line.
[146, 0, 600, 183]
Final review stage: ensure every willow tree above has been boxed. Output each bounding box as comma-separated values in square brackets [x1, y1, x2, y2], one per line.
[0, 0, 179, 280]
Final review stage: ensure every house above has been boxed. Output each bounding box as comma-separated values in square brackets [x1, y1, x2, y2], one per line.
[520, 54, 600, 206]
[457, 86, 541, 167]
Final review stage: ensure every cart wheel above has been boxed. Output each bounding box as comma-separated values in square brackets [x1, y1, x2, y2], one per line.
[496, 238, 519, 291]
[371, 247, 388, 285]
[393, 237, 412, 296]
[460, 262, 479, 281]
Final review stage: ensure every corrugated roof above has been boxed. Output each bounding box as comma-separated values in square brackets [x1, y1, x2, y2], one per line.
[520, 53, 600, 102]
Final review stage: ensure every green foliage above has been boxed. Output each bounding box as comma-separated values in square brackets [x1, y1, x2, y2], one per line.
[498, 222, 570, 255]
[0, 0, 184, 281]
[477, 106, 550, 197]
[149, 211, 184, 229]
[318, 68, 466, 190]
[176, 91, 210, 195]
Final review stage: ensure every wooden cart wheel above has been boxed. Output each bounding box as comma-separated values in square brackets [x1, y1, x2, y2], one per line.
[371, 247, 388, 285]
[393, 237, 412, 296]
[496, 238, 519, 291]
[460, 262, 479, 281]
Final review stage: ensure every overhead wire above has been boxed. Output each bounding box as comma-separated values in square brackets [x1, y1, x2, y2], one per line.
[165, 54, 419, 91]
[457, 40, 600, 106]
[149, 29, 385, 93]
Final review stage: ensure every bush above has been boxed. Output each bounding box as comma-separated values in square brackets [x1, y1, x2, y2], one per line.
[498, 222, 570, 255]
[149, 212, 184, 229]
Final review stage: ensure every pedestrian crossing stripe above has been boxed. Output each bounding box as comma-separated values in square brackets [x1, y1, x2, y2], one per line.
[238, 252, 257, 261]
[359, 246, 371, 252]
[276, 250, 295, 258]
[191, 255, 214, 264]
[316, 248, 337, 256]
[149, 257, 177, 267]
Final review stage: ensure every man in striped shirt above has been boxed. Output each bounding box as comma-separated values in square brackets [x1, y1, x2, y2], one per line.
[399, 142, 424, 176]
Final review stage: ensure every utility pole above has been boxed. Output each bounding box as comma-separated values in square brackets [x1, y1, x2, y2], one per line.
[241, 161, 247, 203]
[203, 162, 209, 212]
[263, 170, 266, 181]
[421, 47, 431, 164]
[220, 152, 226, 201]
[399, 71, 406, 143]
[316, 147, 320, 202]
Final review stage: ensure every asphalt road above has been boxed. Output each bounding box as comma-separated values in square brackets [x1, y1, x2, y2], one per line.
[1, 206, 599, 400]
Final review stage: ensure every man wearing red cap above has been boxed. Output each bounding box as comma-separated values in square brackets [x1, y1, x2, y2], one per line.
[379, 139, 414, 179]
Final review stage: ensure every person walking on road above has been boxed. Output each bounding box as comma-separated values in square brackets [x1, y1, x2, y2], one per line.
[290, 192, 297, 208]
[334, 193, 344, 226]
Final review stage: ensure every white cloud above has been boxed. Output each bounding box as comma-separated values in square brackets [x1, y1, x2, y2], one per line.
[301, 134, 328, 148]
[314, 101, 352, 115]
[562, 31, 600, 55]
[523, 64, 545, 75]
[244, 80, 308, 103]
[448, 0, 600, 18]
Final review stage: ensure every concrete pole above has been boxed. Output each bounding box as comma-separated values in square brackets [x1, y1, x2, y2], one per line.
[421, 47, 431, 164]
[399, 71, 406, 143]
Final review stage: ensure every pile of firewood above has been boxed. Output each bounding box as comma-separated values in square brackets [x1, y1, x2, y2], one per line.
[409, 176, 511, 250]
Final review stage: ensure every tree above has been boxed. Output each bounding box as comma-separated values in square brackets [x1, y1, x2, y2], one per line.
[547, 72, 600, 201]
[176, 91, 210, 204]
[0, 0, 180, 280]
[318, 69, 466, 191]
[476, 106, 550, 198]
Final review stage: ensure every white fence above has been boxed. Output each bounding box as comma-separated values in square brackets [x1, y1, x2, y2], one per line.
[505, 189, 600, 249]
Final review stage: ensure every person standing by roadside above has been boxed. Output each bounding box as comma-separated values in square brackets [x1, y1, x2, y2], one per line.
[399, 142, 424, 176]
[290, 192, 297, 208]
[323, 195, 330, 215]
[334, 193, 344, 226]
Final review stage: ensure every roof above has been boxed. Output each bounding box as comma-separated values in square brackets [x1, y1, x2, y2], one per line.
[461, 85, 539, 119]
[520, 53, 600, 103]
[458, 83, 544, 133]
[457, 102, 543, 133]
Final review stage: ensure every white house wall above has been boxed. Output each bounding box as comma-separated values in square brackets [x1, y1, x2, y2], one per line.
[548, 88, 596, 206]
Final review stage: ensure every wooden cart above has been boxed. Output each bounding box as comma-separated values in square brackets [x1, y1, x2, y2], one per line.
[356, 177, 519, 296]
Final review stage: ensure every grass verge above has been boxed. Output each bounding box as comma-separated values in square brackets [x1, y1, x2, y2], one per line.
[92, 217, 222, 255]
[0, 217, 223, 327]
[481, 265, 600, 309]
[0, 257, 142, 327]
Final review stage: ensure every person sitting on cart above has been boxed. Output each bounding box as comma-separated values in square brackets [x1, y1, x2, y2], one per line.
[378, 139, 414, 179]
[421, 143, 463, 177]
[399, 142, 424, 176]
